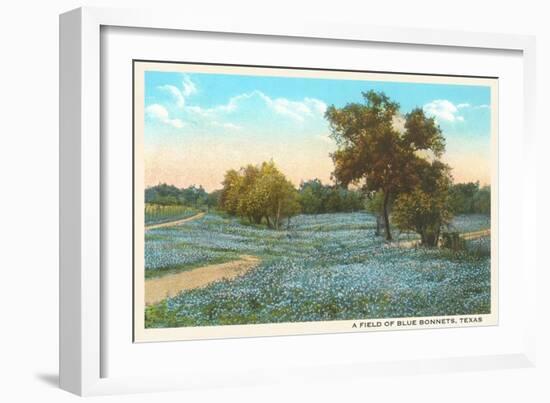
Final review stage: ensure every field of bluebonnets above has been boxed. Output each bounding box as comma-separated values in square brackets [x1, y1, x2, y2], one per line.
[144, 211, 491, 328]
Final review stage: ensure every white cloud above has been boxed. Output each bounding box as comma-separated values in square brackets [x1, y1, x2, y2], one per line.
[262, 93, 327, 121]
[166, 118, 185, 129]
[184, 94, 242, 117]
[457, 103, 471, 109]
[423, 99, 464, 123]
[305, 98, 328, 115]
[146, 104, 169, 120]
[158, 85, 185, 108]
[158, 75, 197, 109]
[181, 75, 197, 97]
[145, 104, 184, 129]
[186, 90, 327, 122]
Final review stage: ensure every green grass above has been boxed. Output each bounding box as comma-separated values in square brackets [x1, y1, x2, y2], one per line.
[144, 253, 240, 279]
[145, 203, 200, 225]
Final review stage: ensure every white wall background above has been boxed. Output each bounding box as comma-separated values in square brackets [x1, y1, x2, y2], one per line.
[0, 1, 547, 401]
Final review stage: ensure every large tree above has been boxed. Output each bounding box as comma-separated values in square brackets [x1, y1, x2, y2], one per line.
[325, 90, 445, 240]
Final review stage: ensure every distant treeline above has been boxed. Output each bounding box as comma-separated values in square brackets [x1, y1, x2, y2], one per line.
[298, 179, 364, 214]
[145, 183, 220, 209]
[449, 182, 490, 215]
[144, 175, 489, 230]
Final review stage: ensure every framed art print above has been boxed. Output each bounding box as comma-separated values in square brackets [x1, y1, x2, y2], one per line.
[60, 7, 537, 396]
[132, 61, 498, 342]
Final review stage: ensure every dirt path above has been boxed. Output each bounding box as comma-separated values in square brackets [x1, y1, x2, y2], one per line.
[460, 229, 491, 240]
[145, 212, 206, 231]
[145, 255, 260, 305]
[395, 229, 491, 248]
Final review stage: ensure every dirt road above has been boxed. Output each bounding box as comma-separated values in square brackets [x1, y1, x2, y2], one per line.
[145, 212, 206, 231]
[395, 229, 491, 248]
[145, 255, 260, 305]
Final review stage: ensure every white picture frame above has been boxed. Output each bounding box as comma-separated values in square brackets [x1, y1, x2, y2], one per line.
[60, 6, 537, 396]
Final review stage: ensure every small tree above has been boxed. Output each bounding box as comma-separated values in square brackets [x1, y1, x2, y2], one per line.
[392, 161, 453, 246]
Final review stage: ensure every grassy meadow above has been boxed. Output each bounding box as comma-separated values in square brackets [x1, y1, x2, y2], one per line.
[145, 203, 201, 225]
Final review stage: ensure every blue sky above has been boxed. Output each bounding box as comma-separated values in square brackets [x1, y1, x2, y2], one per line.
[143, 69, 492, 191]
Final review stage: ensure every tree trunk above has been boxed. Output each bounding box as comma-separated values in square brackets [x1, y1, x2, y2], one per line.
[427, 233, 437, 247]
[275, 200, 282, 230]
[421, 227, 438, 247]
[382, 191, 392, 241]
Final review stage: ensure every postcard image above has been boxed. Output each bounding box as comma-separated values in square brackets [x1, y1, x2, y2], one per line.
[133, 61, 497, 342]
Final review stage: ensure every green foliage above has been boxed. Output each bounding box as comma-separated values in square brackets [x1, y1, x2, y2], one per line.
[325, 90, 447, 240]
[145, 301, 185, 328]
[365, 191, 385, 215]
[145, 183, 213, 209]
[473, 186, 491, 215]
[449, 182, 490, 215]
[219, 161, 301, 229]
[392, 162, 453, 247]
[298, 179, 364, 214]
[403, 108, 445, 156]
[298, 181, 323, 214]
[219, 169, 242, 215]
[144, 204, 198, 225]
[393, 188, 452, 246]
[206, 189, 222, 210]
[144, 183, 182, 205]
